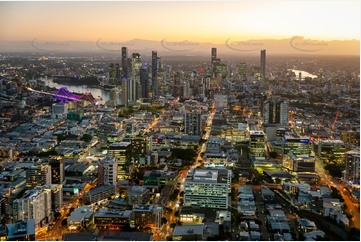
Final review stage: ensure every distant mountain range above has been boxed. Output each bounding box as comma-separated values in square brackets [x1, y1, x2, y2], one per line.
[0, 37, 359, 56]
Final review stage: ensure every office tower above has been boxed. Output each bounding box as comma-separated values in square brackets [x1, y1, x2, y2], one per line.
[131, 53, 142, 102]
[107, 142, 132, 180]
[317, 140, 345, 164]
[98, 157, 118, 186]
[12, 188, 52, 227]
[249, 131, 265, 157]
[140, 65, 149, 98]
[344, 150, 360, 184]
[211, 47, 217, 64]
[283, 135, 311, 156]
[26, 164, 51, 189]
[48, 158, 64, 185]
[121, 47, 128, 78]
[263, 99, 288, 125]
[260, 49, 266, 80]
[184, 168, 231, 209]
[184, 112, 201, 135]
[151, 51, 158, 98]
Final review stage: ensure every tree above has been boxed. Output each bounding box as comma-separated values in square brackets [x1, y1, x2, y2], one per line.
[61, 219, 67, 227]
[170, 148, 197, 161]
[161, 217, 168, 225]
[54, 212, 61, 219]
[57, 134, 66, 144]
[325, 164, 344, 178]
[269, 151, 277, 158]
[80, 133, 92, 143]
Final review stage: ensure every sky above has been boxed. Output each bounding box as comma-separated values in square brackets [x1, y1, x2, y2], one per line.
[0, 0, 360, 44]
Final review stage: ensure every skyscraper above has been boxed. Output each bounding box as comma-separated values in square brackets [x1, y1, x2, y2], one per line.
[260, 49, 266, 80]
[263, 99, 288, 125]
[140, 65, 149, 98]
[121, 47, 128, 78]
[131, 53, 142, 101]
[211, 47, 217, 64]
[151, 51, 158, 98]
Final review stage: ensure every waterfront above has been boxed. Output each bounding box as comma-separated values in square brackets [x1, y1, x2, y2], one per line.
[41, 77, 113, 104]
[291, 69, 318, 80]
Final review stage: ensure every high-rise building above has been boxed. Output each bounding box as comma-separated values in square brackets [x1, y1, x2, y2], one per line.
[121, 47, 128, 78]
[184, 112, 201, 135]
[130, 53, 142, 102]
[12, 188, 52, 227]
[260, 49, 266, 80]
[26, 164, 51, 189]
[211, 48, 217, 64]
[263, 99, 288, 125]
[107, 142, 132, 180]
[184, 168, 231, 209]
[48, 158, 64, 184]
[98, 157, 118, 186]
[344, 150, 360, 185]
[151, 51, 158, 98]
[140, 65, 149, 98]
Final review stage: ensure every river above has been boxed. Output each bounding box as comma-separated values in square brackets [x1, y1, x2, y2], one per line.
[40, 77, 113, 104]
[291, 69, 318, 80]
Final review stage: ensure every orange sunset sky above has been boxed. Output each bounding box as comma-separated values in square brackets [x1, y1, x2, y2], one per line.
[0, 0, 360, 43]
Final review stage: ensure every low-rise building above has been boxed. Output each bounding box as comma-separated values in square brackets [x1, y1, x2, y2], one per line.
[93, 208, 132, 229]
[67, 206, 93, 230]
[172, 224, 204, 241]
[5, 219, 35, 241]
[83, 185, 115, 204]
[131, 205, 162, 229]
[127, 186, 150, 206]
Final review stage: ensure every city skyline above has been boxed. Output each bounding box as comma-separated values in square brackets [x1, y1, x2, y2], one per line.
[0, 1, 360, 43]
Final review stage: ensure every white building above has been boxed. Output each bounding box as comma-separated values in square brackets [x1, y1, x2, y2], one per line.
[184, 168, 231, 209]
[12, 188, 52, 227]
